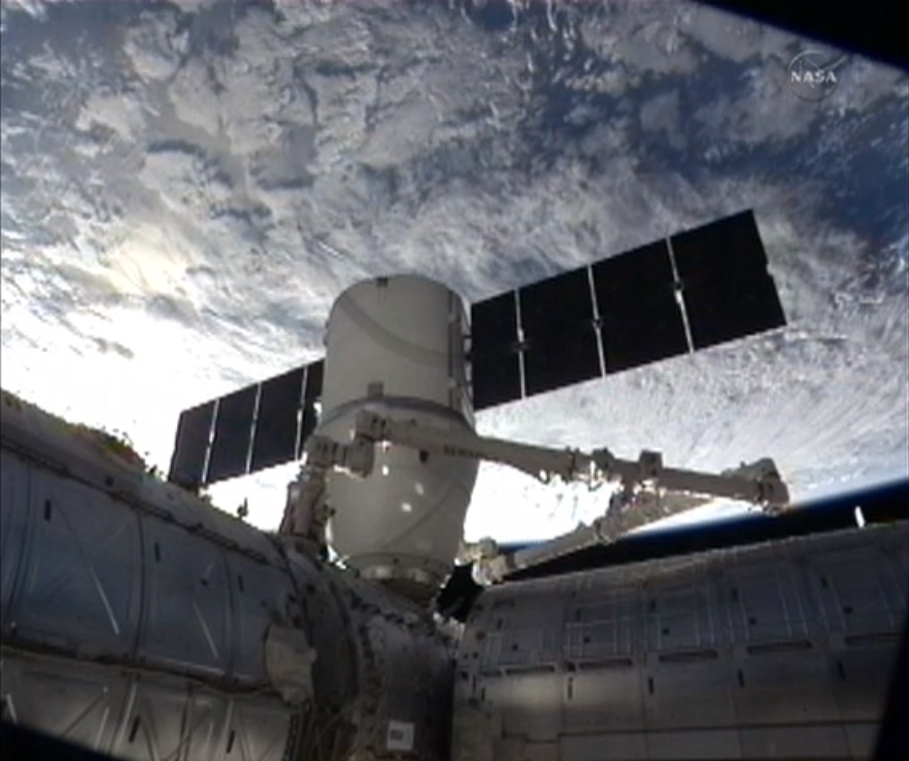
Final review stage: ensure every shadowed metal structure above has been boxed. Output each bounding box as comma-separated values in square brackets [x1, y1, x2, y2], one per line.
[1, 391, 454, 761]
[2, 390, 906, 761]
[452, 521, 908, 760]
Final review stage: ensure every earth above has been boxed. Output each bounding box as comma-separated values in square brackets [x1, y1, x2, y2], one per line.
[1, 0, 907, 543]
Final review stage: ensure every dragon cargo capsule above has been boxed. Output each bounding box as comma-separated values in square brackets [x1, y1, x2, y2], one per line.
[317, 275, 479, 597]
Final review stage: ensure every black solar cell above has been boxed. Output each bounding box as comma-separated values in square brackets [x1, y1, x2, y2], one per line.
[593, 241, 690, 372]
[681, 274, 786, 350]
[250, 367, 306, 473]
[168, 400, 215, 489]
[206, 385, 258, 483]
[519, 267, 601, 396]
[470, 291, 522, 410]
[670, 211, 769, 279]
[671, 211, 786, 349]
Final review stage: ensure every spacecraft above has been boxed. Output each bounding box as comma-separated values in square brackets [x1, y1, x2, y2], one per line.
[2, 210, 906, 760]
[169, 210, 790, 596]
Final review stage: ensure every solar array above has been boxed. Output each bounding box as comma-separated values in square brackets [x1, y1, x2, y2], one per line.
[169, 210, 785, 489]
[169, 360, 323, 488]
[470, 210, 785, 409]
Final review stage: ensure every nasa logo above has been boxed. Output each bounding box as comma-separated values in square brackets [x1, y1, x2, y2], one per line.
[788, 50, 846, 101]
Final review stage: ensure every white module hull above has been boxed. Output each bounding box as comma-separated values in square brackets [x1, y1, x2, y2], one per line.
[319, 275, 478, 596]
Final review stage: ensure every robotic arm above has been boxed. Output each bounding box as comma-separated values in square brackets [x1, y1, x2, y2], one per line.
[352, 411, 789, 506]
[280, 410, 791, 581]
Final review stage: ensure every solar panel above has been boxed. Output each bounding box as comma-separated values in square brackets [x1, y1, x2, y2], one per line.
[299, 359, 324, 455]
[206, 384, 258, 483]
[249, 367, 306, 473]
[670, 210, 786, 350]
[592, 240, 690, 373]
[470, 291, 522, 410]
[519, 267, 601, 396]
[168, 359, 326, 487]
[168, 400, 215, 489]
[468, 209, 786, 410]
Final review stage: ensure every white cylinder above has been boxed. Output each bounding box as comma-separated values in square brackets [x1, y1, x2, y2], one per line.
[318, 275, 478, 596]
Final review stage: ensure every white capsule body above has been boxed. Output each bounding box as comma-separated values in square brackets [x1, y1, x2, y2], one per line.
[318, 275, 478, 596]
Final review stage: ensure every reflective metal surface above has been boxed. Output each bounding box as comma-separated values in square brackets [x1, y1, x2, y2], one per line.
[320, 275, 478, 595]
[1, 391, 455, 761]
[453, 522, 908, 760]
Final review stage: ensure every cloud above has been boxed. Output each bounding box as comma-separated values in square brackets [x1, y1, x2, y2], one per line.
[1, 0, 906, 544]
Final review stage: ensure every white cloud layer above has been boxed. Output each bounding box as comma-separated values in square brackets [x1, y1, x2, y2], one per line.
[2, 0, 906, 542]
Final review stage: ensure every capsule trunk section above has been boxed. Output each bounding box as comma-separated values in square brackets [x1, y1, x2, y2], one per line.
[0, 391, 455, 761]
